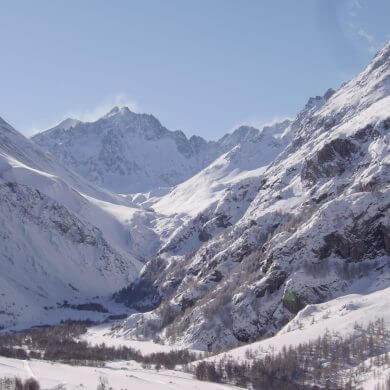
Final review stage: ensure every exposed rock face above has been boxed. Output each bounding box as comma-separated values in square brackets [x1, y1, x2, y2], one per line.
[114, 44, 390, 351]
[301, 138, 359, 184]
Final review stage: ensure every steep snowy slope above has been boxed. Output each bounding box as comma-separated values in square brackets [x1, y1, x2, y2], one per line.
[32, 107, 221, 193]
[0, 115, 156, 258]
[154, 122, 292, 218]
[115, 43, 390, 351]
[0, 118, 151, 329]
[0, 182, 137, 329]
[151, 121, 292, 256]
[0, 117, 123, 205]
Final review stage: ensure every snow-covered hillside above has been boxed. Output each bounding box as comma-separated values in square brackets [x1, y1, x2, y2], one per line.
[154, 122, 292, 218]
[0, 117, 151, 329]
[114, 43, 390, 352]
[209, 286, 390, 363]
[205, 287, 390, 389]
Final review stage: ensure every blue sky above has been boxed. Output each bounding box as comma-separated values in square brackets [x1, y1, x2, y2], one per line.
[0, 0, 389, 139]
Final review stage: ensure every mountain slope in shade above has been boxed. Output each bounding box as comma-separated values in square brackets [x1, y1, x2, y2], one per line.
[115, 43, 390, 351]
[0, 182, 137, 328]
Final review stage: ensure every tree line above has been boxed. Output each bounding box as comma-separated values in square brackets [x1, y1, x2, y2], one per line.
[193, 318, 390, 389]
[0, 320, 201, 370]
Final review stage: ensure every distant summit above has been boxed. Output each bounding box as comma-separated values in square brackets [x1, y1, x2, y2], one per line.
[32, 108, 291, 193]
[55, 118, 81, 130]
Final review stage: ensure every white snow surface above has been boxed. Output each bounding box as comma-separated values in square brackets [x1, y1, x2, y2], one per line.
[80, 323, 190, 355]
[0, 357, 242, 390]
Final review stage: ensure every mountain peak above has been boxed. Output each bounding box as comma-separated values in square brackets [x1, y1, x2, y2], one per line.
[56, 118, 81, 131]
[261, 119, 292, 135]
[104, 106, 132, 118]
[217, 125, 259, 149]
[0, 116, 11, 128]
[369, 41, 390, 71]
[231, 125, 260, 138]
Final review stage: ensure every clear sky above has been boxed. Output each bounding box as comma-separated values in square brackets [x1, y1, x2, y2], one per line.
[0, 0, 389, 140]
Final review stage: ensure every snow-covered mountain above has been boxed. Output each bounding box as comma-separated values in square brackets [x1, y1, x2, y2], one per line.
[32, 107, 221, 193]
[113, 43, 390, 352]
[2, 108, 292, 331]
[0, 117, 150, 329]
[32, 108, 293, 260]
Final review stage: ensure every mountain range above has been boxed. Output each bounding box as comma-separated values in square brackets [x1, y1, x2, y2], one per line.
[0, 42, 390, 388]
[32, 108, 291, 194]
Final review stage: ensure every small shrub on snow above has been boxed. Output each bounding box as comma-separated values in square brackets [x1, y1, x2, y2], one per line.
[0, 377, 40, 390]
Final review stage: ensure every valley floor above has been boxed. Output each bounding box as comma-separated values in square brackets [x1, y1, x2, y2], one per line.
[1, 287, 390, 389]
[0, 356, 242, 390]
